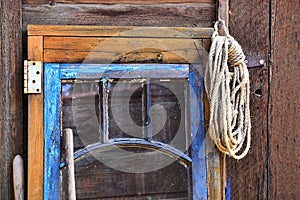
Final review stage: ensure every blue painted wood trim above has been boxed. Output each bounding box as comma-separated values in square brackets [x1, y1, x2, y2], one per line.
[59, 64, 189, 79]
[44, 63, 61, 200]
[43, 63, 207, 199]
[190, 67, 207, 199]
[226, 178, 231, 200]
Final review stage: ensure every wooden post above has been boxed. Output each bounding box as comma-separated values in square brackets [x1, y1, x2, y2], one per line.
[217, 0, 229, 27]
[0, 0, 23, 199]
[65, 129, 76, 200]
[27, 36, 44, 200]
[227, 0, 269, 199]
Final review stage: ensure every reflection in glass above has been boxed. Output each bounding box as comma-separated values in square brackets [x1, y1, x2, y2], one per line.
[62, 82, 100, 154]
[61, 78, 191, 199]
[61, 147, 190, 199]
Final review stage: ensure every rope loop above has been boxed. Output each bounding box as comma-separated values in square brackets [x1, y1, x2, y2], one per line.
[214, 19, 230, 37]
[205, 19, 251, 160]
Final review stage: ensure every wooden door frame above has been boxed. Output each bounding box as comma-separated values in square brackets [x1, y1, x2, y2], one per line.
[27, 0, 229, 196]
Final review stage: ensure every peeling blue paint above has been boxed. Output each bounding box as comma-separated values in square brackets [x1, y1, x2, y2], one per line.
[43, 63, 206, 199]
[44, 63, 61, 200]
[190, 67, 207, 199]
[59, 64, 189, 79]
[226, 178, 231, 200]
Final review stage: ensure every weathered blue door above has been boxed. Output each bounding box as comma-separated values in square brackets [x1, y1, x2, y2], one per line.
[44, 64, 207, 199]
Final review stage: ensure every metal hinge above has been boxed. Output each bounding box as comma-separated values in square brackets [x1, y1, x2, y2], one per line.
[245, 55, 266, 69]
[24, 60, 42, 94]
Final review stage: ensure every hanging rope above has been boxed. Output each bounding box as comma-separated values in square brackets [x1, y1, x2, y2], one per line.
[205, 20, 251, 159]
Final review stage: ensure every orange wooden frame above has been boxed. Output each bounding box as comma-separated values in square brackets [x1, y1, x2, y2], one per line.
[27, 14, 228, 199]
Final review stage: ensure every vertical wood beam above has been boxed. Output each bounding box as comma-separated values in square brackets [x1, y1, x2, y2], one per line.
[217, 0, 229, 26]
[27, 36, 44, 200]
[214, 2, 229, 198]
[0, 0, 23, 199]
[226, 0, 269, 199]
[203, 38, 223, 200]
[269, 0, 300, 199]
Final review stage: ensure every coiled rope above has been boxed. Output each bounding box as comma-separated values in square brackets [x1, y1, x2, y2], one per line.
[205, 20, 251, 159]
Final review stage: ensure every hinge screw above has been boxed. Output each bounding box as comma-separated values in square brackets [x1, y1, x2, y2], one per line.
[259, 59, 265, 65]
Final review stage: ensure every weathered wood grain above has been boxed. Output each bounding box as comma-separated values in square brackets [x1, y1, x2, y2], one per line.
[24, 0, 215, 4]
[43, 37, 204, 63]
[203, 37, 222, 200]
[216, 0, 228, 26]
[23, 3, 216, 30]
[228, 0, 269, 56]
[0, 0, 23, 199]
[27, 36, 44, 200]
[29, 25, 213, 38]
[269, 0, 300, 199]
[226, 0, 269, 199]
[227, 67, 269, 200]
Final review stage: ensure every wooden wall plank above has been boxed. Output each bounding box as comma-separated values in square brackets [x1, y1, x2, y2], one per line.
[29, 26, 213, 38]
[269, 0, 300, 199]
[226, 0, 269, 199]
[227, 67, 269, 200]
[23, 3, 216, 30]
[0, 0, 23, 199]
[27, 36, 44, 200]
[217, 0, 229, 26]
[203, 37, 222, 200]
[43, 37, 204, 63]
[23, 0, 215, 5]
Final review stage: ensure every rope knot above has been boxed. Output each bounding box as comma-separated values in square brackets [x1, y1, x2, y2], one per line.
[214, 20, 246, 68]
[228, 37, 246, 67]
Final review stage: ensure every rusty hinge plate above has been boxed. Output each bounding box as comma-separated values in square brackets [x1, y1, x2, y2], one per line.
[24, 60, 42, 94]
[245, 55, 266, 69]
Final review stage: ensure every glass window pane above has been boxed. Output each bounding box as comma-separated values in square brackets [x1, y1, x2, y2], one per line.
[61, 147, 190, 200]
[62, 82, 101, 154]
[61, 77, 191, 199]
[108, 79, 147, 140]
[150, 79, 188, 153]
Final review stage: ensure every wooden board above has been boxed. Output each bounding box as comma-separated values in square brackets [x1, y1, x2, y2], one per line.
[226, 0, 269, 200]
[43, 37, 206, 63]
[27, 26, 213, 64]
[43, 62, 61, 200]
[227, 67, 269, 199]
[29, 25, 214, 38]
[216, 0, 228, 26]
[268, 0, 300, 199]
[24, 0, 215, 4]
[27, 36, 44, 200]
[0, 0, 23, 199]
[202, 37, 222, 200]
[189, 70, 208, 199]
[23, 3, 216, 31]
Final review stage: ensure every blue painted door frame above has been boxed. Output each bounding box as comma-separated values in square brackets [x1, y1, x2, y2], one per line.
[44, 63, 207, 199]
